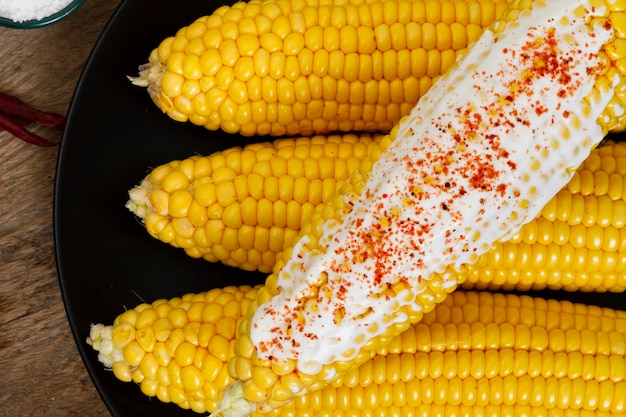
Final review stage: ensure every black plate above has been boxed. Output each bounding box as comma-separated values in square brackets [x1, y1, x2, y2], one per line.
[54, 1, 625, 416]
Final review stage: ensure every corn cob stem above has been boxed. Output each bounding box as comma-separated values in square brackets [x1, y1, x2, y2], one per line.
[220, 1, 626, 415]
[88, 286, 626, 415]
[128, 138, 626, 293]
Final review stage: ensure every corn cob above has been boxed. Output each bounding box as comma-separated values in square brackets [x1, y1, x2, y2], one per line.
[126, 133, 384, 273]
[128, 138, 626, 293]
[88, 286, 626, 415]
[129, 0, 520, 137]
[131, 0, 626, 138]
[217, 1, 626, 416]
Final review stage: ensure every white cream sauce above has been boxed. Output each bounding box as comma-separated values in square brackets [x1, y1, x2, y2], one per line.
[250, 0, 616, 376]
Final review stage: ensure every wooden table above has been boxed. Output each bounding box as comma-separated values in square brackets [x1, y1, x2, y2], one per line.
[0, 1, 122, 415]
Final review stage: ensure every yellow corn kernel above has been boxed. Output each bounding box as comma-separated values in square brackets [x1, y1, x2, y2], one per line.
[122, 341, 146, 367]
[111, 323, 136, 349]
[89, 288, 626, 415]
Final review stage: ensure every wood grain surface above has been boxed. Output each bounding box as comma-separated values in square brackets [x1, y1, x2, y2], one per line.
[0, 1, 122, 415]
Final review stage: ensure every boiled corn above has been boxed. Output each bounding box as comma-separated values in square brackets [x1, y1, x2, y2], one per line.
[220, 1, 626, 416]
[126, 133, 383, 272]
[131, 0, 626, 137]
[128, 138, 626, 293]
[130, 0, 519, 137]
[88, 287, 626, 415]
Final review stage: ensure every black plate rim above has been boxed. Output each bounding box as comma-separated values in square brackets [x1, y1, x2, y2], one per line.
[53, 0, 138, 414]
[53, 0, 265, 415]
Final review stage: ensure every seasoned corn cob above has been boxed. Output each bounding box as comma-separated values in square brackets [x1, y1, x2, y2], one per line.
[128, 138, 626, 293]
[88, 286, 626, 415]
[130, 0, 519, 137]
[126, 133, 384, 273]
[218, 1, 626, 416]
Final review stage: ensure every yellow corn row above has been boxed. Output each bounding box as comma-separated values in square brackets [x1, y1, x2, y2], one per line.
[130, 0, 520, 137]
[220, 1, 626, 415]
[88, 286, 626, 415]
[127, 139, 626, 293]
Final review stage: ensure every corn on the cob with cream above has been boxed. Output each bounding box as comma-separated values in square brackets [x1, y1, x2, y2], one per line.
[215, 1, 626, 415]
[88, 286, 626, 415]
[129, 0, 521, 137]
[127, 138, 626, 293]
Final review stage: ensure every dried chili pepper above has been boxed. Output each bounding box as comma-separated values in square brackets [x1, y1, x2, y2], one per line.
[0, 91, 66, 146]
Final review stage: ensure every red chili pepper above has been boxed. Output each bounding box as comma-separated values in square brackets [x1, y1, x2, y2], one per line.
[0, 112, 60, 147]
[0, 91, 66, 146]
